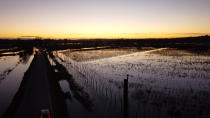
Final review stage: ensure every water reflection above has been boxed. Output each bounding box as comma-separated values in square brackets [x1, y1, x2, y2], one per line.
[48, 52, 95, 118]
[53, 51, 125, 118]
[54, 48, 210, 118]
[0, 49, 33, 83]
[0, 49, 34, 118]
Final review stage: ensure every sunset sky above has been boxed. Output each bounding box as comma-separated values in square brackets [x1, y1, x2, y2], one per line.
[0, 0, 210, 39]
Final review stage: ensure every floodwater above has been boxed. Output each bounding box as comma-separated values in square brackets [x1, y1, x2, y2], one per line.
[50, 48, 210, 118]
[0, 52, 34, 117]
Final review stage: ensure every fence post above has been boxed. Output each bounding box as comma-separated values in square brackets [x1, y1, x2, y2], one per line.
[124, 74, 129, 118]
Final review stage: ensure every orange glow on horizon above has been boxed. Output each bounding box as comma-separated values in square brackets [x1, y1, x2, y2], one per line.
[0, 0, 210, 39]
[0, 32, 209, 39]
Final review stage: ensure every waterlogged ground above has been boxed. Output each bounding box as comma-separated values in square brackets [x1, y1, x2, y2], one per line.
[51, 48, 210, 118]
[62, 47, 141, 62]
[0, 53, 34, 118]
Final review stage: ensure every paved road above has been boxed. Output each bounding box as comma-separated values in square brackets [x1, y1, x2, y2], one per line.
[16, 52, 52, 118]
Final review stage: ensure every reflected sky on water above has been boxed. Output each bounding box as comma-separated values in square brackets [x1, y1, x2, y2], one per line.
[0, 53, 34, 118]
[53, 48, 210, 118]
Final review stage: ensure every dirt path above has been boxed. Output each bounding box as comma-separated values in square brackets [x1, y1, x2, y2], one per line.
[16, 52, 53, 118]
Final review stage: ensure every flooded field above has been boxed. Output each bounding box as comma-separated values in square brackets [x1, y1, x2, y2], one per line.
[0, 51, 34, 117]
[49, 48, 210, 118]
[62, 47, 146, 62]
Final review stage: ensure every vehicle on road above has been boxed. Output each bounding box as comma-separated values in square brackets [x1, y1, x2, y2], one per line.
[41, 109, 50, 118]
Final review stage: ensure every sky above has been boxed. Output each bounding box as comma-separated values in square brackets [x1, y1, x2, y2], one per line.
[0, 0, 210, 39]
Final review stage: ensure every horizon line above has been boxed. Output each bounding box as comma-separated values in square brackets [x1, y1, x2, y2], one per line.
[0, 32, 210, 40]
[0, 35, 209, 40]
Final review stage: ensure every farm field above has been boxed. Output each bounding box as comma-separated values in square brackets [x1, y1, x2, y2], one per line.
[0, 51, 34, 118]
[48, 47, 210, 118]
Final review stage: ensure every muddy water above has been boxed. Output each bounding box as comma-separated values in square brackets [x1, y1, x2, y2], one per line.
[53, 48, 210, 118]
[0, 54, 34, 117]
